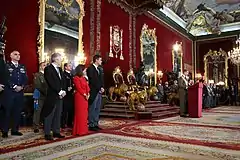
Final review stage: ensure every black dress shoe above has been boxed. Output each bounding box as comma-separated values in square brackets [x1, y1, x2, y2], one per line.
[2, 132, 8, 138]
[11, 131, 23, 136]
[89, 127, 98, 131]
[34, 129, 39, 133]
[45, 135, 53, 140]
[53, 133, 65, 138]
[95, 126, 102, 130]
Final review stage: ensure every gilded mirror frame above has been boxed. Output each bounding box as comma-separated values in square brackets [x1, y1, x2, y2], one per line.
[38, 0, 85, 63]
[140, 24, 157, 85]
[172, 41, 183, 76]
[204, 49, 228, 87]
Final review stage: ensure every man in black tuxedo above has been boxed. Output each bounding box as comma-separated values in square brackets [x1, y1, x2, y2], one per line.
[87, 55, 104, 131]
[42, 53, 66, 140]
[62, 63, 74, 128]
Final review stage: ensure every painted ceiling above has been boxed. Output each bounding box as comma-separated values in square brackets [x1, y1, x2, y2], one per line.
[165, 0, 240, 23]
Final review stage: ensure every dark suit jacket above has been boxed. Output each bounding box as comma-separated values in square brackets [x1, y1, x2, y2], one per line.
[42, 64, 66, 117]
[63, 71, 73, 96]
[0, 55, 8, 104]
[87, 64, 104, 105]
[0, 55, 8, 86]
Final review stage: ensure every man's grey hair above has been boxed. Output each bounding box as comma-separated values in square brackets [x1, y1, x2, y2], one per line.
[51, 53, 61, 63]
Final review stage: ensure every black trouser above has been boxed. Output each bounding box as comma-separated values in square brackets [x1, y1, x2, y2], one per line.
[61, 95, 74, 127]
[2, 91, 24, 133]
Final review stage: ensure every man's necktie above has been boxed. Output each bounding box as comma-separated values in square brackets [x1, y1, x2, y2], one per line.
[57, 67, 61, 79]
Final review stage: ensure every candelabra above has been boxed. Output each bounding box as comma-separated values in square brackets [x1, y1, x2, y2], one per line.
[228, 35, 240, 64]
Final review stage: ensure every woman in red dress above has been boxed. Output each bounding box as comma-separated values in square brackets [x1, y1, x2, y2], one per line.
[72, 65, 90, 136]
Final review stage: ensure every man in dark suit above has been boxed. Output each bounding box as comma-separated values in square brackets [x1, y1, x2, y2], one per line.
[178, 69, 189, 117]
[42, 53, 66, 140]
[62, 63, 74, 128]
[2, 51, 28, 138]
[87, 55, 104, 131]
[0, 45, 7, 133]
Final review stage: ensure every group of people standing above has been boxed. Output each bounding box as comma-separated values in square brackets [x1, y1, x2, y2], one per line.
[0, 51, 104, 140]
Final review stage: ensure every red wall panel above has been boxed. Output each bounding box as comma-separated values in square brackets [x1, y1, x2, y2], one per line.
[0, 0, 39, 83]
[101, 1, 130, 87]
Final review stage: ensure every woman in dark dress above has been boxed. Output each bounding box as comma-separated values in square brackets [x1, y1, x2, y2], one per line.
[72, 65, 90, 136]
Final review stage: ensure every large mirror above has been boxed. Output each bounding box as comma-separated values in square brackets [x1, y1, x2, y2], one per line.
[140, 24, 157, 85]
[38, 0, 85, 66]
[204, 49, 228, 86]
[172, 41, 183, 77]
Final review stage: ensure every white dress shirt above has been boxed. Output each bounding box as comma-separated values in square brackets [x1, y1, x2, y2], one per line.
[12, 61, 18, 67]
[52, 63, 61, 79]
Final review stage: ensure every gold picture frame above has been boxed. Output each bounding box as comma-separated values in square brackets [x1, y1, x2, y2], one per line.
[37, 0, 85, 63]
[204, 49, 228, 87]
[172, 41, 183, 76]
[140, 24, 157, 85]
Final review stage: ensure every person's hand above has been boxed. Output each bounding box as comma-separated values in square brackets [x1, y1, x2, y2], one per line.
[61, 91, 66, 97]
[0, 84, 4, 92]
[68, 87, 72, 91]
[59, 95, 63, 99]
[100, 87, 104, 93]
[15, 86, 23, 92]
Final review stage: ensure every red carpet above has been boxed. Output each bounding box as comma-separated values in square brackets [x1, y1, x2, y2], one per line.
[0, 119, 137, 154]
[101, 121, 240, 150]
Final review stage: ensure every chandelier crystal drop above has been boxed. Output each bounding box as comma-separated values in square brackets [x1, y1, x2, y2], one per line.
[228, 35, 240, 64]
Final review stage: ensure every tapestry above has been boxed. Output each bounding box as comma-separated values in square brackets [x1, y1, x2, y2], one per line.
[109, 25, 124, 60]
[1, 133, 239, 160]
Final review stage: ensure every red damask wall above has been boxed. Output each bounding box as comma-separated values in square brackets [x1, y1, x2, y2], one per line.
[100, 0, 193, 87]
[100, 1, 130, 86]
[0, 0, 193, 86]
[0, 0, 39, 83]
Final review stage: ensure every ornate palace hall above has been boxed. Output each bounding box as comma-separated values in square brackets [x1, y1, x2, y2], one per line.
[0, 0, 240, 159]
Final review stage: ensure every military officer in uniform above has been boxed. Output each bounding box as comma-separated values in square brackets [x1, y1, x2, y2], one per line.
[2, 51, 28, 138]
[33, 62, 47, 133]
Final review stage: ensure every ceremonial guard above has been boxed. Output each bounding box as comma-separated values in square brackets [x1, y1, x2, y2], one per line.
[2, 51, 28, 138]
[62, 63, 74, 128]
[178, 70, 189, 117]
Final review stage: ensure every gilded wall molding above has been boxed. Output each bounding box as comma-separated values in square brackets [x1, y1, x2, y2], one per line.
[108, 0, 133, 14]
[132, 14, 136, 68]
[38, 0, 46, 63]
[129, 14, 133, 69]
[203, 49, 228, 87]
[145, 12, 192, 41]
[96, 0, 101, 52]
[38, 0, 85, 63]
[90, 0, 95, 56]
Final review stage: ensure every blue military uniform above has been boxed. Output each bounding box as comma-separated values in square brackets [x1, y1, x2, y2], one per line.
[2, 62, 28, 134]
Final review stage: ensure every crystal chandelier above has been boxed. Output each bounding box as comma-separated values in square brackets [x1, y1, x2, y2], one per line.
[228, 35, 240, 64]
